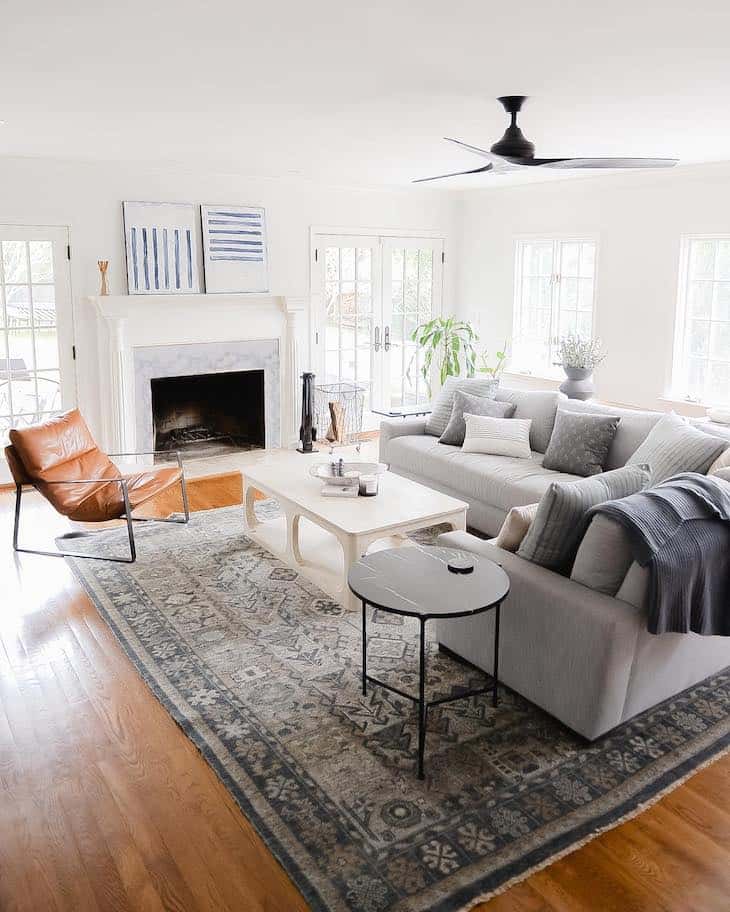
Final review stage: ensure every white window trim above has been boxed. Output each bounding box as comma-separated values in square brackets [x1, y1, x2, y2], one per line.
[511, 235, 599, 378]
[671, 233, 730, 407]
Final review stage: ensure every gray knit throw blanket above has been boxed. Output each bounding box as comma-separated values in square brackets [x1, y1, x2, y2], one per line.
[588, 473, 730, 636]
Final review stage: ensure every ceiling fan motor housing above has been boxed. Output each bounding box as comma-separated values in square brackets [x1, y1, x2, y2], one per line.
[490, 95, 535, 160]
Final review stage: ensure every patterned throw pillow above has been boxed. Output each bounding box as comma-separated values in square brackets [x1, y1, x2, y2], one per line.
[517, 464, 650, 571]
[462, 414, 532, 458]
[439, 390, 516, 446]
[627, 413, 727, 484]
[425, 376, 499, 437]
[542, 409, 620, 477]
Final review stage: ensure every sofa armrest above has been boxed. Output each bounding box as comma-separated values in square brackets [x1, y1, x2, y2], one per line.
[435, 535, 644, 740]
[436, 529, 495, 556]
[379, 417, 428, 465]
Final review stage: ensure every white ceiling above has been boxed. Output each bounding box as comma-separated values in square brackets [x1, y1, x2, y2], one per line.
[2, 0, 730, 189]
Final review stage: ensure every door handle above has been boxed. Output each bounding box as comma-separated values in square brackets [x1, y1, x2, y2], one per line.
[374, 326, 381, 352]
[384, 326, 391, 351]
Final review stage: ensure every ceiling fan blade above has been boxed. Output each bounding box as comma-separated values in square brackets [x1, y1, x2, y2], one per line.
[412, 163, 493, 183]
[443, 137, 519, 171]
[532, 156, 679, 170]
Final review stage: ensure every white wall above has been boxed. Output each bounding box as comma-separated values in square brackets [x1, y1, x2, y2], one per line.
[0, 156, 457, 442]
[454, 162, 730, 414]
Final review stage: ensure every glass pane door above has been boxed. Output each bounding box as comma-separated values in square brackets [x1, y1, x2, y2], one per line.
[313, 233, 443, 421]
[0, 226, 75, 445]
[317, 235, 381, 414]
[382, 238, 443, 411]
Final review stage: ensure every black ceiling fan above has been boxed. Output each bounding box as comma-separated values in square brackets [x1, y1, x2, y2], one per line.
[414, 96, 679, 183]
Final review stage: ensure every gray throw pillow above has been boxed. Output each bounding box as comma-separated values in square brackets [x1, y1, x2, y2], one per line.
[425, 376, 498, 437]
[439, 390, 515, 446]
[494, 389, 562, 453]
[627, 412, 728, 483]
[517, 464, 650, 571]
[542, 409, 620, 477]
[570, 514, 635, 596]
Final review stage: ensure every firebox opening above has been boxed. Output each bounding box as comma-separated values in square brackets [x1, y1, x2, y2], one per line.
[151, 369, 265, 456]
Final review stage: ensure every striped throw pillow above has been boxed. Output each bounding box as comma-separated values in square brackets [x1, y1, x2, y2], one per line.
[425, 376, 498, 437]
[627, 413, 727, 484]
[462, 414, 532, 458]
[517, 464, 650, 571]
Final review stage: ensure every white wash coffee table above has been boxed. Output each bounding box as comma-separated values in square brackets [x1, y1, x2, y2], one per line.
[243, 452, 468, 612]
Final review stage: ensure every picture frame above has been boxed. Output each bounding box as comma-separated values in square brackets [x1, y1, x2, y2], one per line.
[201, 204, 269, 294]
[123, 201, 201, 295]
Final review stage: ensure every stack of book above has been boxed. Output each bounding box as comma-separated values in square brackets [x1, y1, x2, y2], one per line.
[321, 475, 359, 498]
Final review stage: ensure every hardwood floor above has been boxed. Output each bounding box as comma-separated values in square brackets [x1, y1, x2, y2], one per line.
[1, 477, 728, 912]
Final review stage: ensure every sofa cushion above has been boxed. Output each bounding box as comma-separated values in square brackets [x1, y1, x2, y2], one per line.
[615, 561, 650, 609]
[493, 389, 563, 453]
[494, 503, 539, 551]
[517, 464, 651, 571]
[387, 435, 583, 513]
[439, 390, 515, 446]
[558, 399, 662, 469]
[425, 376, 498, 437]
[462, 415, 532, 458]
[709, 445, 730, 475]
[542, 409, 620, 476]
[570, 514, 635, 596]
[627, 412, 727, 483]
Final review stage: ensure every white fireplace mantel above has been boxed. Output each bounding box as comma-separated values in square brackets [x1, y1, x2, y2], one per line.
[88, 293, 308, 453]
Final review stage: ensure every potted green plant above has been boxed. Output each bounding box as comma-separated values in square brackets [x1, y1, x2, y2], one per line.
[557, 334, 606, 400]
[410, 316, 479, 391]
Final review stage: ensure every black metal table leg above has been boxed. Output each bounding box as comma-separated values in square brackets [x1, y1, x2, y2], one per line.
[362, 600, 367, 696]
[417, 617, 427, 780]
[493, 601, 501, 708]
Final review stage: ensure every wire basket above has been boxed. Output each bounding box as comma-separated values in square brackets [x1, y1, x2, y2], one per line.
[314, 382, 366, 451]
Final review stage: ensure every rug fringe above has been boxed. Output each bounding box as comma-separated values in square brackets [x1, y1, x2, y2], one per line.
[456, 740, 730, 912]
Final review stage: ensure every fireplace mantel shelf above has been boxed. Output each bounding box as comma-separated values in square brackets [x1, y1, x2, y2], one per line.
[89, 293, 303, 322]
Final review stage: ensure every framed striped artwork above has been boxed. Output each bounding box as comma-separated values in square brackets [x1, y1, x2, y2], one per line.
[123, 201, 201, 295]
[201, 204, 269, 294]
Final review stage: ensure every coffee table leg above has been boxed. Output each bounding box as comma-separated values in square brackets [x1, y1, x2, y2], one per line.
[493, 602, 501, 708]
[418, 618, 427, 780]
[362, 600, 367, 696]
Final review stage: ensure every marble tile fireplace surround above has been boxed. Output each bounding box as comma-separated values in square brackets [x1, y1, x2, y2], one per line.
[90, 294, 307, 455]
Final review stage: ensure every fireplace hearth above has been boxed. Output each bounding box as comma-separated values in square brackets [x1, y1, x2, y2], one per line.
[151, 369, 265, 457]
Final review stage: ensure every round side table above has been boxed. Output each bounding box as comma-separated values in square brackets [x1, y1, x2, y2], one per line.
[348, 545, 510, 780]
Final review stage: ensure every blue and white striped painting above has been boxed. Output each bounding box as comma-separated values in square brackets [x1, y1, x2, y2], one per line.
[123, 201, 201, 295]
[201, 204, 269, 294]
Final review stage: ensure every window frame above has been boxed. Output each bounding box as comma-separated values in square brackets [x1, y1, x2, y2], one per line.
[672, 233, 730, 406]
[511, 234, 599, 378]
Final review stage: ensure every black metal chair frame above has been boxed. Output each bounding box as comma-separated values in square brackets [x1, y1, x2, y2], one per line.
[12, 451, 190, 563]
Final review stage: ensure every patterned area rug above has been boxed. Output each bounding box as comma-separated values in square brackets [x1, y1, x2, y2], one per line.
[64, 504, 730, 912]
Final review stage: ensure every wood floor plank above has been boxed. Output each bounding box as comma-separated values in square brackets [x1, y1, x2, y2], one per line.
[1, 482, 729, 912]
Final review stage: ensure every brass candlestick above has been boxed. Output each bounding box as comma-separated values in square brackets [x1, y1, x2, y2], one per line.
[98, 260, 109, 296]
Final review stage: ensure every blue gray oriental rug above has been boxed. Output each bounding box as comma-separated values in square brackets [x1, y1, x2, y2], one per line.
[64, 503, 730, 912]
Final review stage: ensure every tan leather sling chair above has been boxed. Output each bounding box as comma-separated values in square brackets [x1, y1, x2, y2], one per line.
[5, 409, 189, 562]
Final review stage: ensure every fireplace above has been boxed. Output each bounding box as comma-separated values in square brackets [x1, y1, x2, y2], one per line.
[150, 369, 265, 456]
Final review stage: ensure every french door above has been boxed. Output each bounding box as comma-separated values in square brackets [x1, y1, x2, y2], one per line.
[312, 233, 443, 415]
[0, 226, 76, 445]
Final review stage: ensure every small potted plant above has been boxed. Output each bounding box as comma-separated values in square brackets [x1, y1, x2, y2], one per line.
[557, 334, 605, 400]
[477, 341, 508, 380]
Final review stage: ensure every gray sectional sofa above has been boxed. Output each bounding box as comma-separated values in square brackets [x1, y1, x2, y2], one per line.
[379, 388, 730, 740]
